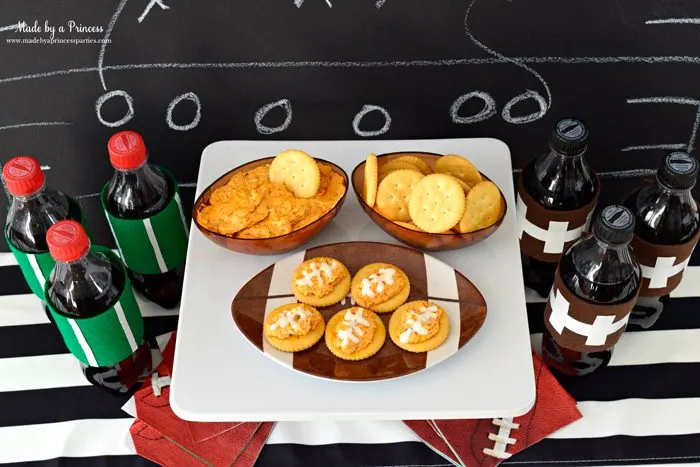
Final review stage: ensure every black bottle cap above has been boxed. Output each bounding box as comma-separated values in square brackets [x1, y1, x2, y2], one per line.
[593, 205, 635, 245]
[549, 118, 589, 155]
[658, 151, 698, 190]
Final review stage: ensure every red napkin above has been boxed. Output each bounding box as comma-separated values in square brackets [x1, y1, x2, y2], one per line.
[130, 332, 275, 467]
[405, 351, 582, 467]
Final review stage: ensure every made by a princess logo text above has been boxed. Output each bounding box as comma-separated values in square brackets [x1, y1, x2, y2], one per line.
[4, 20, 110, 45]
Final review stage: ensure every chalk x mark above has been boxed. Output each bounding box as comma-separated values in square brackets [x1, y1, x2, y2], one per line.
[626, 97, 700, 153]
[645, 18, 700, 25]
[254, 99, 293, 135]
[8, 55, 700, 86]
[0, 122, 72, 131]
[0, 21, 26, 32]
[138, 0, 170, 23]
[353, 104, 391, 137]
[464, 0, 552, 119]
[166, 92, 201, 131]
[95, 90, 134, 127]
[295, 0, 333, 7]
[98, 0, 128, 90]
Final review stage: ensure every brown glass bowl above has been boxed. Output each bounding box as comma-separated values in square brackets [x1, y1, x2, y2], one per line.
[193, 157, 348, 255]
[351, 151, 507, 251]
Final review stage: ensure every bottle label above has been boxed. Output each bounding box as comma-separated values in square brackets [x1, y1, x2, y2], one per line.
[543, 267, 640, 353]
[44, 247, 145, 367]
[100, 167, 189, 275]
[4, 197, 89, 299]
[516, 167, 600, 263]
[631, 228, 700, 297]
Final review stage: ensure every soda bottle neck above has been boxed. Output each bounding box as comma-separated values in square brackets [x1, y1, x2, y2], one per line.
[655, 174, 695, 197]
[9, 183, 46, 203]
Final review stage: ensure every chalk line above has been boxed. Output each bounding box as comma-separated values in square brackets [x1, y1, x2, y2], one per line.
[295, 0, 332, 7]
[6, 55, 700, 85]
[0, 122, 72, 131]
[40, 166, 51, 171]
[98, 0, 128, 90]
[0, 22, 26, 32]
[627, 97, 700, 105]
[138, 0, 170, 23]
[511, 168, 657, 179]
[621, 144, 687, 152]
[464, 0, 552, 116]
[688, 105, 700, 152]
[376, 0, 387, 8]
[646, 18, 700, 25]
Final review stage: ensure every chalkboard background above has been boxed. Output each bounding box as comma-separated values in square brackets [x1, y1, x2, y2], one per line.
[2, 0, 700, 252]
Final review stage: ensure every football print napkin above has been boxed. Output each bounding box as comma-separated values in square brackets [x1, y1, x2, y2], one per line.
[129, 332, 275, 466]
[405, 351, 582, 467]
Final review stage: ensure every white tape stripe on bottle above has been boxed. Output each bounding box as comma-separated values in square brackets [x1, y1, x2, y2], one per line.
[641, 256, 690, 289]
[173, 192, 190, 236]
[67, 319, 98, 367]
[143, 218, 168, 273]
[26, 255, 46, 289]
[114, 301, 139, 352]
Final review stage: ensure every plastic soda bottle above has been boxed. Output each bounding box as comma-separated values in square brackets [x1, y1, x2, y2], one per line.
[45, 220, 152, 393]
[2, 156, 86, 318]
[541, 205, 641, 377]
[101, 130, 188, 309]
[518, 118, 599, 298]
[624, 151, 699, 328]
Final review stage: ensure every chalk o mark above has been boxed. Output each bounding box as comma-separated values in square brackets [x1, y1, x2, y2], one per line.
[502, 90, 547, 124]
[450, 91, 497, 124]
[352, 105, 391, 137]
[95, 90, 135, 128]
[254, 99, 293, 135]
[166, 92, 201, 131]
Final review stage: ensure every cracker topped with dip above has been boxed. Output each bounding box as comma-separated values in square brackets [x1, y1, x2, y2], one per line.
[195, 149, 346, 239]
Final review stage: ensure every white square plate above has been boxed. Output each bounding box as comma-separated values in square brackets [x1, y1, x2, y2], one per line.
[170, 138, 535, 422]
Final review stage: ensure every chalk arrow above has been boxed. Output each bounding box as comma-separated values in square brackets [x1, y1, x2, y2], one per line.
[0, 21, 26, 32]
[295, 0, 333, 7]
[138, 0, 170, 23]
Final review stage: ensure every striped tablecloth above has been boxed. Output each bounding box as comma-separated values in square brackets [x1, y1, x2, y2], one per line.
[1, 248, 699, 467]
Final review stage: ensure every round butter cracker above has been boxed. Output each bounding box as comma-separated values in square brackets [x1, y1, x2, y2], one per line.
[457, 180, 504, 233]
[364, 153, 379, 208]
[388, 301, 450, 353]
[325, 308, 386, 361]
[434, 154, 483, 187]
[376, 169, 424, 222]
[269, 149, 321, 198]
[263, 303, 326, 353]
[392, 155, 433, 175]
[408, 173, 465, 233]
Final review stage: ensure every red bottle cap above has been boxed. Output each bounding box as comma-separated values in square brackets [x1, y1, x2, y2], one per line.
[47, 220, 90, 262]
[108, 130, 147, 170]
[2, 156, 45, 196]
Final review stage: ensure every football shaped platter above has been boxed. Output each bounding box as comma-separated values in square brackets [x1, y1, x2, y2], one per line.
[231, 241, 487, 382]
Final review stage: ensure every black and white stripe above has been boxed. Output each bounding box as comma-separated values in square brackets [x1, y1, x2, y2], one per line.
[1, 251, 700, 467]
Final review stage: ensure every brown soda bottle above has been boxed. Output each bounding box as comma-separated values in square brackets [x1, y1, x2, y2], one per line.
[103, 131, 187, 309]
[541, 205, 641, 377]
[518, 118, 599, 298]
[45, 220, 151, 394]
[2, 156, 85, 322]
[624, 151, 699, 328]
